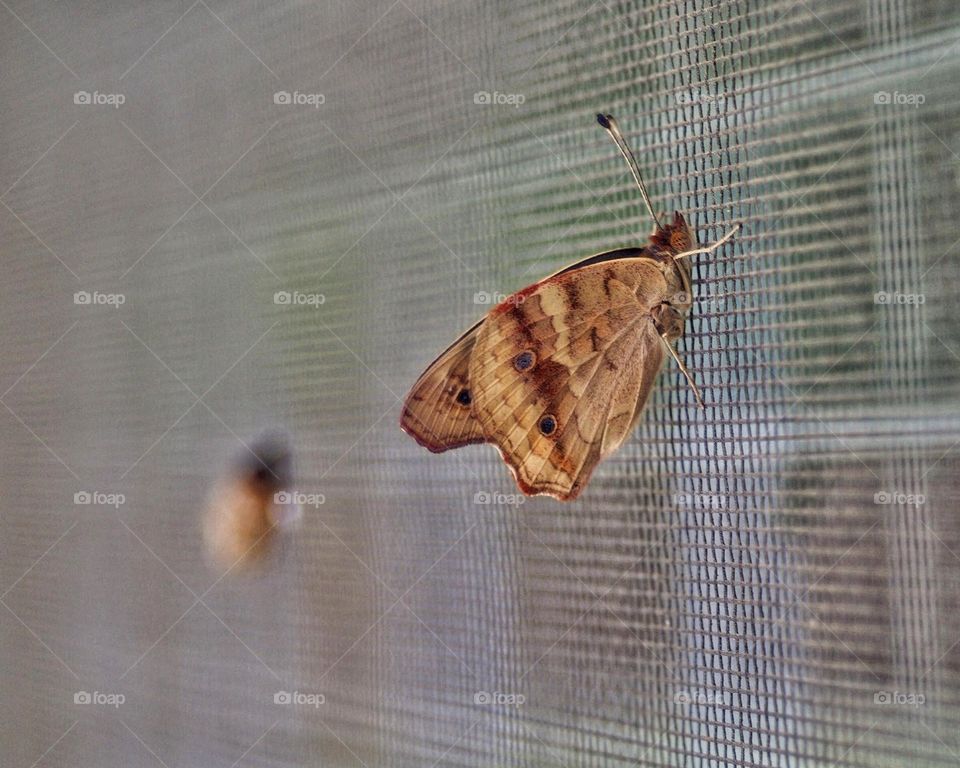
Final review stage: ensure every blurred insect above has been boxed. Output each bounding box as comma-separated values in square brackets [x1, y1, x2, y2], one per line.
[203, 433, 295, 571]
[401, 114, 740, 500]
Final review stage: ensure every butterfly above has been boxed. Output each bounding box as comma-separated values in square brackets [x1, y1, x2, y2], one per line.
[203, 432, 295, 571]
[401, 114, 740, 501]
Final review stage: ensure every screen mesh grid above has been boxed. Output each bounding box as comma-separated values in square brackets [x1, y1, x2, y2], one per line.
[1, 1, 958, 766]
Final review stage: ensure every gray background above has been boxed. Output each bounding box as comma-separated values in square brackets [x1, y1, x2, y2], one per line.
[2, 0, 960, 766]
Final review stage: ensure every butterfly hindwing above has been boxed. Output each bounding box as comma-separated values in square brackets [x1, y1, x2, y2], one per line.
[400, 321, 487, 453]
[468, 260, 670, 500]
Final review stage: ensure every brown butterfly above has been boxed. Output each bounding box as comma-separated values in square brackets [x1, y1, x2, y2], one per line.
[401, 114, 740, 500]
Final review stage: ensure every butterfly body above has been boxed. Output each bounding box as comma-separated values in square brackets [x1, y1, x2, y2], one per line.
[400, 114, 738, 500]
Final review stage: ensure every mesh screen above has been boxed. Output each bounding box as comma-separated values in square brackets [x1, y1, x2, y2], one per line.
[2, 1, 959, 766]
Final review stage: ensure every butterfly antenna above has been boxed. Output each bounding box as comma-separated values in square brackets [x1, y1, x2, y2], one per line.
[659, 335, 705, 409]
[597, 113, 662, 230]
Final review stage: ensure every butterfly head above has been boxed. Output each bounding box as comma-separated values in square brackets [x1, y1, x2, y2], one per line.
[649, 212, 698, 298]
[650, 211, 698, 256]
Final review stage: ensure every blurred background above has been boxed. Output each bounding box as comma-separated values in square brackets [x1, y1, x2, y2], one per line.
[1, 1, 959, 765]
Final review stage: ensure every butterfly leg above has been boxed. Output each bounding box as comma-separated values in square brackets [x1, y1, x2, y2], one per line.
[671, 222, 742, 262]
[650, 304, 705, 409]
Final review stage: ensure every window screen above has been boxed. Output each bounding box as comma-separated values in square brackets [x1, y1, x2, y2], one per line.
[1, 1, 958, 766]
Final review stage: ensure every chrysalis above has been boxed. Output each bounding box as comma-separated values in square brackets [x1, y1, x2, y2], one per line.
[203, 433, 294, 570]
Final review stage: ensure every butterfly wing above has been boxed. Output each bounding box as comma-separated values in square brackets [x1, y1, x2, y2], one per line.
[398, 248, 653, 455]
[468, 260, 670, 500]
[400, 321, 487, 453]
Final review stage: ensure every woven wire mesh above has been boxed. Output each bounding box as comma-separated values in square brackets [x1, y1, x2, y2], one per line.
[1, 1, 959, 766]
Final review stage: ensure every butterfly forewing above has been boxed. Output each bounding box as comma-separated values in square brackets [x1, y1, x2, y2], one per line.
[467, 259, 671, 499]
[400, 321, 487, 452]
